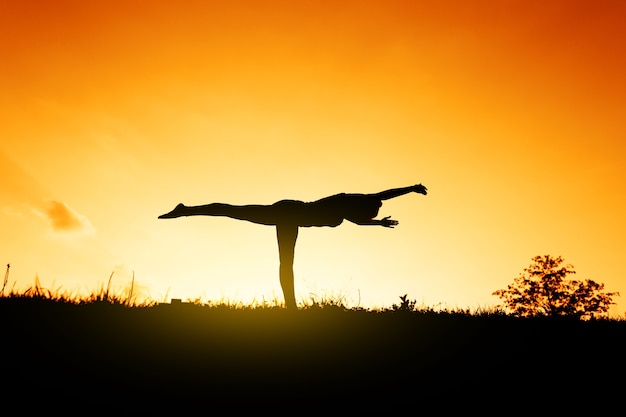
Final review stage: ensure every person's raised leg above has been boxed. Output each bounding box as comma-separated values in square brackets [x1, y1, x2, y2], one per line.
[158, 203, 279, 225]
[276, 224, 298, 309]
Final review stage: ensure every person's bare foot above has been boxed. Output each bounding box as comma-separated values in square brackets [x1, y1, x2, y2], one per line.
[158, 203, 186, 219]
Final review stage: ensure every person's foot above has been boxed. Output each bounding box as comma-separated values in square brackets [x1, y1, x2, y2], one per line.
[158, 203, 186, 219]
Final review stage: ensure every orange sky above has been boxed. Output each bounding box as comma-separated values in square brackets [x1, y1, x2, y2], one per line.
[1, 0, 625, 312]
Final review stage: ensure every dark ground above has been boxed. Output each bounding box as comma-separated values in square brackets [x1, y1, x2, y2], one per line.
[2, 298, 625, 412]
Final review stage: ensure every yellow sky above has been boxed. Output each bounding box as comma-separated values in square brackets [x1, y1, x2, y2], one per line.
[1, 0, 625, 312]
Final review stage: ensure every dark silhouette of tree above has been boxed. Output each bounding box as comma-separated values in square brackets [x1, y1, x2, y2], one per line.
[493, 255, 619, 319]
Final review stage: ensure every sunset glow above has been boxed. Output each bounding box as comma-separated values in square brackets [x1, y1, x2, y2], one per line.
[1, 0, 625, 312]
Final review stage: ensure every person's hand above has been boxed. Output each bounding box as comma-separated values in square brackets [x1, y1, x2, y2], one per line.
[380, 216, 398, 228]
[413, 184, 427, 195]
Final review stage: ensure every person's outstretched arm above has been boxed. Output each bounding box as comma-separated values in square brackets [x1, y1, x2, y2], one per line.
[373, 184, 427, 201]
[346, 216, 398, 228]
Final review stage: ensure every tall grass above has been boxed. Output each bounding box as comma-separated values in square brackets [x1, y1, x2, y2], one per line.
[0, 275, 618, 321]
[0, 270, 156, 307]
[0, 269, 623, 320]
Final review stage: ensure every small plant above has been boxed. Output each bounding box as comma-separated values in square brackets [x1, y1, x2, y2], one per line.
[391, 294, 417, 311]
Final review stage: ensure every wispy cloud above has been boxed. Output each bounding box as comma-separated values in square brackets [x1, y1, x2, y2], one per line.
[44, 200, 96, 235]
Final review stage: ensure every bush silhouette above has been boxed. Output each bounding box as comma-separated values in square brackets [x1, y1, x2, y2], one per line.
[493, 255, 619, 319]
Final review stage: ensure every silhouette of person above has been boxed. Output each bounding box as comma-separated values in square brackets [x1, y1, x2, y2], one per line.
[158, 183, 427, 309]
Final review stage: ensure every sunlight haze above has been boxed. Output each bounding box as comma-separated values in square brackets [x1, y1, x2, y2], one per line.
[1, 0, 625, 313]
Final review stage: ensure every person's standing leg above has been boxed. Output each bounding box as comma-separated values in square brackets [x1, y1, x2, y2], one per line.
[276, 224, 298, 309]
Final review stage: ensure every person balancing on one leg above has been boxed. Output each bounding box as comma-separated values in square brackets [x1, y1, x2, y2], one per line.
[158, 183, 428, 309]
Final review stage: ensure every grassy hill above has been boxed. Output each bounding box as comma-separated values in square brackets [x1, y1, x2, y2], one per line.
[2, 291, 624, 411]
